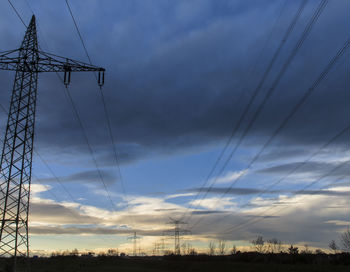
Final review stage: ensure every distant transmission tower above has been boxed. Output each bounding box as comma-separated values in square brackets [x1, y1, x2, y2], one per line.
[0, 15, 104, 266]
[166, 218, 190, 255]
[160, 236, 166, 255]
[127, 232, 141, 256]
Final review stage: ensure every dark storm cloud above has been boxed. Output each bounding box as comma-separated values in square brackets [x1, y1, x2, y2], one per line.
[30, 202, 99, 225]
[36, 169, 117, 185]
[1, 0, 350, 166]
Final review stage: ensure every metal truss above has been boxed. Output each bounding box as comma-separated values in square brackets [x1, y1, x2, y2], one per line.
[0, 15, 104, 269]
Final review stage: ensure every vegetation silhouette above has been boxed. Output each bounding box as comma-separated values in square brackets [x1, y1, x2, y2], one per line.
[3, 232, 350, 272]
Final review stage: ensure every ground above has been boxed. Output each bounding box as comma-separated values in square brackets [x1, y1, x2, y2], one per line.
[1, 254, 350, 272]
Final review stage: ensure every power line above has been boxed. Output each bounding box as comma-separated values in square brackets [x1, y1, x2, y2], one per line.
[63, 86, 117, 210]
[6, 2, 116, 211]
[7, 0, 27, 27]
[180, 0, 291, 223]
[24, 0, 52, 54]
[31, 176, 87, 225]
[99, 91, 132, 211]
[222, 152, 350, 235]
[1, 103, 76, 202]
[0, 12, 101, 261]
[0, 120, 118, 246]
[0, 127, 115, 247]
[5, 0, 77, 206]
[218, 107, 350, 233]
[27, 2, 116, 211]
[127, 232, 142, 256]
[34, 151, 76, 202]
[64, 0, 134, 222]
[64, 0, 94, 68]
[165, 218, 190, 255]
[0, 0, 83, 210]
[182, 0, 309, 223]
[188, 0, 331, 230]
[191, 30, 350, 232]
[179, 0, 298, 222]
[216, 47, 350, 234]
[0, 136, 65, 202]
[16, 0, 133, 247]
[211, 0, 328, 201]
[2, 6, 119, 249]
[1, 0, 90, 224]
[227, 0, 289, 112]
[31, 174, 118, 246]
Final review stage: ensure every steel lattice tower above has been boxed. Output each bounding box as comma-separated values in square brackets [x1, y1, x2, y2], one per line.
[166, 218, 189, 255]
[127, 232, 141, 256]
[0, 15, 105, 267]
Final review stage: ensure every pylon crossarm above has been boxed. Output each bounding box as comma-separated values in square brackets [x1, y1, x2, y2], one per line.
[37, 51, 104, 72]
[0, 50, 104, 73]
[0, 49, 105, 86]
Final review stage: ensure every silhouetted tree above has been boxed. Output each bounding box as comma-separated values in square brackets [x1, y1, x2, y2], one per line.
[163, 250, 172, 255]
[329, 240, 339, 254]
[252, 236, 264, 253]
[288, 245, 299, 254]
[340, 228, 350, 252]
[315, 249, 324, 254]
[301, 244, 311, 254]
[62, 250, 70, 256]
[181, 243, 193, 255]
[51, 251, 60, 257]
[153, 242, 161, 255]
[208, 241, 216, 255]
[70, 248, 79, 256]
[218, 240, 226, 255]
[181, 243, 187, 255]
[266, 238, 282, 253]
[230, 245, 237, 255]
[107, 249, 118, 256]
[188, 248, 197, 255]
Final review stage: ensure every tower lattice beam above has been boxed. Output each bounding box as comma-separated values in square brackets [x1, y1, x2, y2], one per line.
[0, 50, 105, 73]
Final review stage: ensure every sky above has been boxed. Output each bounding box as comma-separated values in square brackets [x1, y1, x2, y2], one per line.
[1, 0, 350, 255]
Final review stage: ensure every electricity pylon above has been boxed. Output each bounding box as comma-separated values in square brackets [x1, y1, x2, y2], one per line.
[166, 218, 190, 255]
[127, 232, 141, 256]
[0, 15, 105, 267]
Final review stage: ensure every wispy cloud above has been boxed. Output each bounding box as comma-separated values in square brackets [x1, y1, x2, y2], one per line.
[213, 170, 248, 184]
[165, 192, 195, 199]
